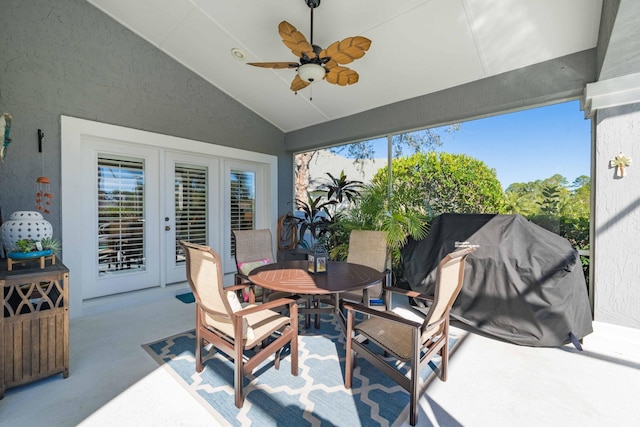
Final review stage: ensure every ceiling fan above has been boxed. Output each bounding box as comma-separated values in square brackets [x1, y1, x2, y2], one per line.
[247, 0, 371, 93]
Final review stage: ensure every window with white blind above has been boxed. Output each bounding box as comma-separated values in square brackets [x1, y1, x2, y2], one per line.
[97, 156, 146, 275]
[230, 169, 255, 257]
[174, 164, 208, 263]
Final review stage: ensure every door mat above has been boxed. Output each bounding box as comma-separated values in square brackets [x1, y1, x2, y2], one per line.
[175, 292, 195, 304]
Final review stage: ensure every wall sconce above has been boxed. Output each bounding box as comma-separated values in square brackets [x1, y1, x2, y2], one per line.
[609, 152, 632, 178]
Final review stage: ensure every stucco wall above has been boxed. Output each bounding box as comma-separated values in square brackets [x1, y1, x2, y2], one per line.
[0, 0, 289, 236]
[593, 102, 640, 328]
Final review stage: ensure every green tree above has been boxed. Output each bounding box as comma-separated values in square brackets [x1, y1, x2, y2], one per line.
[335, 179, 429, 256]
[333, 151, 502, 285]
[567, 175, 590, 219]
[503, 191, 537, 215]
[371, 152, 505, 216]
[540, 184, 561, 216]
[505, 174, 591, 284]
[505, 174, 590, 247]
[329, 178, 429, 286]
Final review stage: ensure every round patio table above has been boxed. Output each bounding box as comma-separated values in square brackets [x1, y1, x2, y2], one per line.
[248, 260, 383, 329]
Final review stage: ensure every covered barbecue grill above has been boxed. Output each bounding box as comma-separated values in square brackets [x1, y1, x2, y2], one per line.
[401, 214, 593, 347]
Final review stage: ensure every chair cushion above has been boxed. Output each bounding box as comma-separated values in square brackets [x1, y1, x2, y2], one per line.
[237, 258, 271, 275]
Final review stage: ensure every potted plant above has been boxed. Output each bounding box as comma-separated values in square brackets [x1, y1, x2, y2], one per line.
[7, 236, 60, 260]
[295, 171, 364, 249]
[7, 238, 53, 260]
[15, 238, 38, 253]
[40, 236, 62, 254]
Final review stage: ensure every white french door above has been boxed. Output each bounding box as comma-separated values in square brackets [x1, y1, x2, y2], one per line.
[62, 116, 278, 317]
[164, 152, 218, 284]
[81, 145, 220, 297]
[81, 140, 162, 299]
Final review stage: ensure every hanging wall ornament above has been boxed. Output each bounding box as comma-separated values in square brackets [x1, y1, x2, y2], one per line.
[36, 176, 53, 214]
[0, 113, 12, 161]
[35, 129, 54, 214]
[609, 152, 632, 178]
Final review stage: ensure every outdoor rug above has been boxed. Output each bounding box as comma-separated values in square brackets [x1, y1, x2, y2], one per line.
[143, 314, 459, 427]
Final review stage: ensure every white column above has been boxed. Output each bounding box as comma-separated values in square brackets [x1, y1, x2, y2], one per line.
[583, 74, 640, 328]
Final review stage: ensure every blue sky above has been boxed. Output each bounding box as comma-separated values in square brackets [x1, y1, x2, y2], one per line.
[370, 100, 591, 189]
[436, 100, 591, 188]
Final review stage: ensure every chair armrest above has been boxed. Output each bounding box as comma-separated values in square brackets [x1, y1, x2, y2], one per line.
[343, 302, 422, 329]
[236, 297, 297, 316]
[234, 272, 250, 285]
[232, 275, 259, 303]
[384, 286, 434, 303]
[225, 283, 249, 293]
[197, 304, 228, 319]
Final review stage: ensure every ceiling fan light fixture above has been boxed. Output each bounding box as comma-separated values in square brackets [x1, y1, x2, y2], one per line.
[298, 63, 325, 82]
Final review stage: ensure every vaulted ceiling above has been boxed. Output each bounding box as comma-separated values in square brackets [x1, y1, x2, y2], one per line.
[87, 0, 603, 133]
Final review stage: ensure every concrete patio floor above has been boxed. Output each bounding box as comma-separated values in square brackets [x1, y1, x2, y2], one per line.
[1, 287, 639, 427]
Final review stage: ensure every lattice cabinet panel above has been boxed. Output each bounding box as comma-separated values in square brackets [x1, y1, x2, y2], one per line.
[1, 263, 69, 398]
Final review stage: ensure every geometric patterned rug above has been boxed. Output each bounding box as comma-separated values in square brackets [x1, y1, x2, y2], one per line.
[143, 315, 458, 427]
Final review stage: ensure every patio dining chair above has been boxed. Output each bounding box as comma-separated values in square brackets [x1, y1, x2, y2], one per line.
[307, 230, 389, 329]
[233, 228, 276, 302]
[234, 228, 315, 325]
[276, 213, 301, 261]
[180, 240, 299, 408]
[344, 246, 475, 426]
[340, 229, 390, 305]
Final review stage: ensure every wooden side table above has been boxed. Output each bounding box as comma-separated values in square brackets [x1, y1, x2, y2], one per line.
[1, 262, 69, 398]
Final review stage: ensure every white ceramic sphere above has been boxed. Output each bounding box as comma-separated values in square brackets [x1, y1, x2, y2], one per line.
[0, 211, 53, 252]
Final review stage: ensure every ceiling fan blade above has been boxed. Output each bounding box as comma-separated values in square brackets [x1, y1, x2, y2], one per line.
[323, 59, 338, 70]
[325, 66, 359, 86]
[320, 36, 371, 65]
[290, 74, 311, 92]
[247, 62, 299, 69]
[279, 21, 316, 60]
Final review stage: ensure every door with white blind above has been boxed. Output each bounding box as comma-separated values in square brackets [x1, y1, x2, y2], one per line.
[84, 143, 161, 299]
[164, 152, 218, 284]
